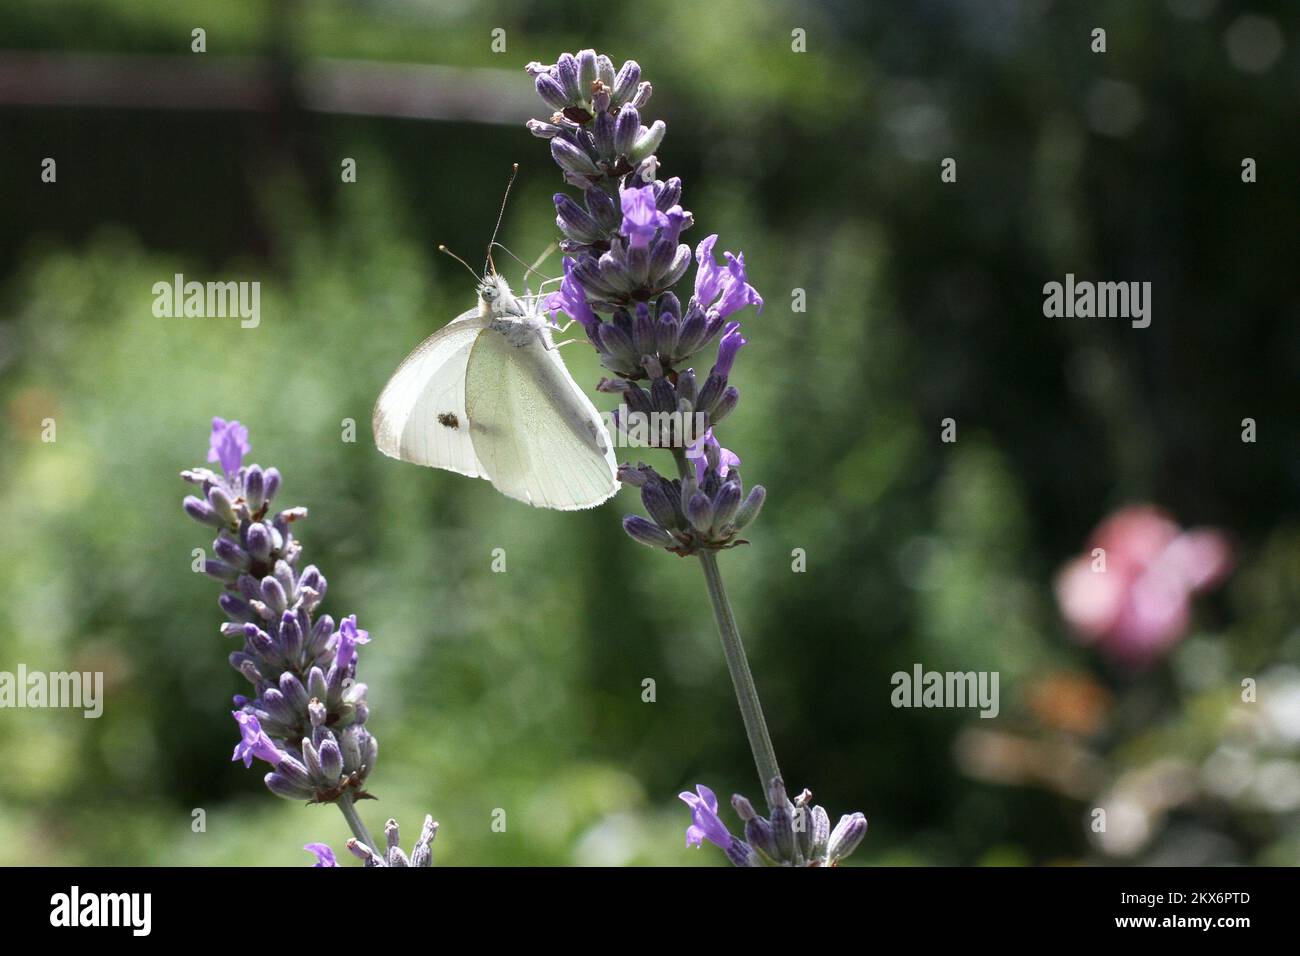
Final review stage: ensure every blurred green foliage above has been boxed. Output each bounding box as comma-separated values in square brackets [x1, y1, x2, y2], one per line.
[0, 0, 1297, 865]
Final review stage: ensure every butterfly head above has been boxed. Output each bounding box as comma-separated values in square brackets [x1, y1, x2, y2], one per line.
[478, 272, 524, 318]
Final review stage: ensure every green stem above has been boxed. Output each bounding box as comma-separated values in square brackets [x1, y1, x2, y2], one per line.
[697, 549, 783, 799]
[670, 446, 782, 799]
[337, 792, 377, 850]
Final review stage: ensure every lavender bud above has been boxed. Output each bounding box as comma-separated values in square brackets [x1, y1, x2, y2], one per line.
[307, 697, 327, 728]
[307, 665, 328, 702]
[265, 771, 315, 801]
[724, 836, 761, 868]
[641, 481, 680, 531]
[219, 592, 254, 623]
[319, 738, 344, 781]
[213, 534, 249, 568]
[261, 688, 297, 728]
[584, 187, 621, 232]
[732, 485, 766, 531]
[827, 813, 868, 864]
[263, 467, 281, 502]
[744, 816, 779, 861]
[360, 732, 378, 773]
[411, 816, 438, 868]
[629, 80, 652, 110]
[596, 54, 616, 91]
[202, 558, 239, 583]
[708, 386, 740, 426]
[623, 515, 677, 550]
[306, 613, 334, 660]
[555, 52, 580, 100]
[768, 777, 796, 861]
[687, 492, 714, 534]
[535, 74, 569, 111]
[675, 368, 697, 407]
[347, 838, 385, 867]
[576, 49, 598, 98]
[279, 671, 310, 713]
[811, 805, 831, 859]
[207, 486, 236, 525]
[551, 138, 600, 177]
[275, 615, 300, 666]
[711, 479, 743, 531]
[275, 754, 314, 791]
[612, 60, 641, 105]
[614, 106, 640, 157]
[630, 120, 666, 162]
[302, 737, 323, 781]
[527, 118, 562, 139]
[340, 725, 363, 771]
[183, 496, 223, 528]
[245, 522, 272, 563]
[260, 576, 288, 616]
[244, 465, 265, 511]
[794, 805, 815, 862]
[655, 177, 682, 211]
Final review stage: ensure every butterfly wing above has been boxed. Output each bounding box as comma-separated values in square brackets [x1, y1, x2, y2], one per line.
[464, 326, 618, 510]
[372, 308, 490, 477]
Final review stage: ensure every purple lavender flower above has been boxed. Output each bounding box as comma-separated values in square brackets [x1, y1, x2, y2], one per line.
[687, 428, 741, 484]
[232, 711, 286, 768]
[694, 236, 764, 319]
[304, 843, 339, 867]
[679, 785, 732, 849]
[208, 417, 250, 475]
[620, 184, 669, 250]
[334, 614, 369, 673]
[616, 423, 764, 556]
[713, 322, 747, 378]
[546, 258, 599, 334]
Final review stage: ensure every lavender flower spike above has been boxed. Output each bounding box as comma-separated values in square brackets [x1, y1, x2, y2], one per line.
[182, 418, 438, 866]
[526, 52, 836, 866]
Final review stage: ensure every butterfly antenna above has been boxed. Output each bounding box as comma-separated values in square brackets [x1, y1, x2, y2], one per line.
[490, 241, 558, 285]
[484, 163, 520, 276]
[438, 245, 481, 284]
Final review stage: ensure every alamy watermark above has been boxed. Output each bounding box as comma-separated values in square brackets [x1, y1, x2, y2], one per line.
[0, 665, 103, 717]
[891, 663, 999, 718]
[1043, 273, 1151, 328]
[605, 405, 709, 453]
[50, 886, 150, 936]
[152, 273, 260, 328]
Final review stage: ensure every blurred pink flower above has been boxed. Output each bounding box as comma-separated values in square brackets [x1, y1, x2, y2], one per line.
[1055, 506, 1232, 669]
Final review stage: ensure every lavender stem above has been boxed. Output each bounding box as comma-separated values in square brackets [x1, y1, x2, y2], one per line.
[337, 792, 377, 850]
[696, 550, 782, 801]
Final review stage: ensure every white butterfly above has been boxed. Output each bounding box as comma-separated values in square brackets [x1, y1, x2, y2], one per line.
[372, 270, 619, 510]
